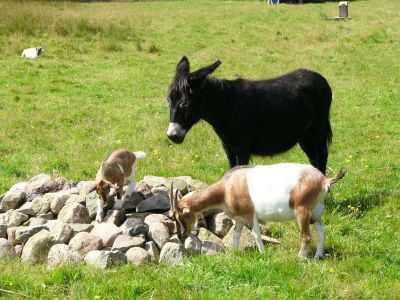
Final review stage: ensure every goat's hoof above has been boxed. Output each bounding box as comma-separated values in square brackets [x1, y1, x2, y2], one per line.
[314, 254, 324, 260]
[297, 252, 309, 260]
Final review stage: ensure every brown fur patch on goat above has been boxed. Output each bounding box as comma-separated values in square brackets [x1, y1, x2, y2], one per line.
[224, 168, 255, 225]
[289, 168, 325, 211]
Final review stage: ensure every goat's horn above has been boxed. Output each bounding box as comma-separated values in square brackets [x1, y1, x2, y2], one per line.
[169, 183, 174, 209]
[173, 188, 179, 210]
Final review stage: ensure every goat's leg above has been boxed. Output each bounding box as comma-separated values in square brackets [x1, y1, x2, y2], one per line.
[251, 215, 265, 252]
[314, 220, 325, 259]
[124, 175, 136, 201]
[113, 187, 124, 210]
[96, 197, 104, 222]
[232, 220, 244, 249]
[297, 207, 312, 259]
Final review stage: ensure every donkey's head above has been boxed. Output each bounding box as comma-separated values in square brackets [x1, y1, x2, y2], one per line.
[166, 56, 221, 143]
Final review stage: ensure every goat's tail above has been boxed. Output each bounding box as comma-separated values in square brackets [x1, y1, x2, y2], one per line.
[325, 168, 346, 192]
[133, 151, 146, 159]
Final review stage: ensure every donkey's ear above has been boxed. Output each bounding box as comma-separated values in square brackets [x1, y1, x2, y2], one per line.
[175, 56, 190, 78]
[189, 60, 222, 81]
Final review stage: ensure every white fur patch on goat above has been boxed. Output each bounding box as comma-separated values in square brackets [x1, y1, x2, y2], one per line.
[246, 164, 308, 222]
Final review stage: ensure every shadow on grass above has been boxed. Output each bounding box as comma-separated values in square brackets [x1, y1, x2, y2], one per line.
[326, 189, 393, 218]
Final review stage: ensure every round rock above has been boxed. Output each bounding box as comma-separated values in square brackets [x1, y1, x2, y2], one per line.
[148, 222, 170, 250]
[47, 244, 82, 268]
[112, 235, 145, 252]
[58, 203, 91, 224]
[91, 222, 122, 247]
[126, 247, 151, 265]
[21, 229, 55, 264]
[0, 238, 16, 259]
[159, 242, 186, 264]
[84, 250, 127, 269]
[69, 232, 103, 256]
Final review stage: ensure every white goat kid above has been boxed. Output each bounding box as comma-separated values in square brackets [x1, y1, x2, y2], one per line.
[90, 149, 146, 222]
[169, 163, 346, 259]
[21, 47, 45, 59]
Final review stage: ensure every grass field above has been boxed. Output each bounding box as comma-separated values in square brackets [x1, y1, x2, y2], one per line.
[0, 0, 399, 298]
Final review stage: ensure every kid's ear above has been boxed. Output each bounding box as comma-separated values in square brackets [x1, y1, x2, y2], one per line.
[189, 60, 222, 82]
[182, 207, 190, 215]
[97, 180, 106, 189]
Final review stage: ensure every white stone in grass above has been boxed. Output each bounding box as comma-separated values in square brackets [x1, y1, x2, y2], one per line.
[47, 244, 82, 268]
[84, 250, 127, 269]
[126, 247, 151, 266]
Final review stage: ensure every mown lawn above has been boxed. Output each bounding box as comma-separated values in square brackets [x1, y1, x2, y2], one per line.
[0, 0, 399, 299]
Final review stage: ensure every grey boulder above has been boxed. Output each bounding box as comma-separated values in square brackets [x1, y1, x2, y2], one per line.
[84, 250, 127, 269]
[47, 244, 82, 268]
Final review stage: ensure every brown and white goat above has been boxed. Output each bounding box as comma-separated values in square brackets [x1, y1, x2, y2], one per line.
[169, 163, 346, 259]
[90, 149, 146, 222]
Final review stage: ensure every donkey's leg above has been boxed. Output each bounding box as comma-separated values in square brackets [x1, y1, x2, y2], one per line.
[222, 143, 239, 168]
[309, 124, 329, 174]
[236, 150, 251, 166]
[299, 135, 317, 167]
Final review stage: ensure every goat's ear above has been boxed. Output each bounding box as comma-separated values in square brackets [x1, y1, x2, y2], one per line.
[182, 207, 190, 215]
[175, 56, 190, 79]
[189, 60, 222, 82]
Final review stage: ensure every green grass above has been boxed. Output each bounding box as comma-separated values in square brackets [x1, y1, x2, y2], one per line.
[0, 0, 399, 299]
